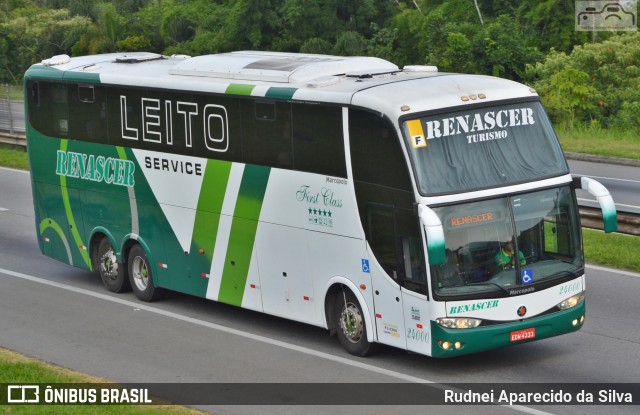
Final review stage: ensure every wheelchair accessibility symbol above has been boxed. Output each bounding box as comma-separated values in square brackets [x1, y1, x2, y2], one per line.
[522, 269, 534, 285]
[361, 259, 370, 273]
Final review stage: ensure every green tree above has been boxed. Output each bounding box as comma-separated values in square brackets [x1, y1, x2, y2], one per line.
[471, 15, 542, 79]
[300, 38, 333, 55]
[526, 32, 640, 129]
[333, 31, 367, 56]
[439, 32, 474, 73]
[92, 2, 125, 52]
[517, 0, 590, 53]
[545, 67, 596, 127]
[0, 6, 92, 83]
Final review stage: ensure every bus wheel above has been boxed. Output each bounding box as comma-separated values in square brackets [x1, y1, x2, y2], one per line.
[97, 237, 130, 293]
[128, 244, 164, 302]
[335, 290, 373, 356]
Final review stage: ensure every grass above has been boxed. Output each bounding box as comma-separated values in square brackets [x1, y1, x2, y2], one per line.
[556, 126, 640, 160]
[2, 84, 23, 100]
[0, 146, 29, 170]
[583, 228, 640, 273]
[0, 348, 205, 414]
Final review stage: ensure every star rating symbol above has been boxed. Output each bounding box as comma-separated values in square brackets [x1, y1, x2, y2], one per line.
[307, 207, 334, 217]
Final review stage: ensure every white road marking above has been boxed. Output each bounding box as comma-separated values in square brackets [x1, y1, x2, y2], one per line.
[577, 198, 640, 210]
[0, 266, 555, 415]
[587, 263, 640, 279]
[0, 207, 8, 211]
[0, 166, 30, 174]
[573, 174, 640, 184]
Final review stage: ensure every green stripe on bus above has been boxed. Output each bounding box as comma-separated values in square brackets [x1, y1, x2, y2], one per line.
[63, 72, 101, 83]
[39, 217, 73, 266]
[226, 84, 256, 96]
[191, 160, 232, 264]
[58, 139, 91, 268]
[24, 66, 101, 83]
[217, 165, 271, 306]
[24, 65, 64, 80]
[265, 87, 297, 99]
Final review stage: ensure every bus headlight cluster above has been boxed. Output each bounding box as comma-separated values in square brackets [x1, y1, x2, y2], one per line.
[436, 317, 482, 329]
[438, 340, 464, 350]
[572, 315, 586, 326]
[557, 292, 585, 310]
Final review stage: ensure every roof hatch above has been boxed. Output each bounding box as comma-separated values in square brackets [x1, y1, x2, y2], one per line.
[169, 51, 399, 84]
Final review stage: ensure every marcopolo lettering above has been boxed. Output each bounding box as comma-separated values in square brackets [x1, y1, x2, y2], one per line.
[424, 107, 535, 140]
[449, 300, 499, 315]
[56, 150, 135, 187]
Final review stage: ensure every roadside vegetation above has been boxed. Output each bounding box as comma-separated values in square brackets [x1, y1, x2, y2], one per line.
[556, 127, 640, 160]
[0, 146, 29, 170]
[0, 348, 204, 415]
[2, 1, 640, 159]
[583, 229, 640, 273]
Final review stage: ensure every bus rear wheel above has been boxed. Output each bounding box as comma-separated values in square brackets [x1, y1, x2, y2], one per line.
[128, 244, 164, 302]
[335, 290, 374, 356]
[96, 237, 130, 293]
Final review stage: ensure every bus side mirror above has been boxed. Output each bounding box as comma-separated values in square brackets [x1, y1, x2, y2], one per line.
[419, 205, 446, 265]
[574, 176, 618, 233]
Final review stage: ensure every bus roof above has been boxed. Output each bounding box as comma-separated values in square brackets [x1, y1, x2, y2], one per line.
[30, 51, 538, 120]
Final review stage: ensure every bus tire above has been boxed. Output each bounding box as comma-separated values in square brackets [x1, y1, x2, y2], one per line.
[96, 237, 130, 293]
[128, 244, 164, 302]
[335, 290, 374, 356]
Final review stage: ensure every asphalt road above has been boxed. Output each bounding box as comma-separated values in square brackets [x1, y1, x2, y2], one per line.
[1, 166, 639, 415]
[568, 159, 640, 215]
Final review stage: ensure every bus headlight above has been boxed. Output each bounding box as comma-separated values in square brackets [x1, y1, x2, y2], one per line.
[437, 317, 482, 329]
[557, 292, 585, 310]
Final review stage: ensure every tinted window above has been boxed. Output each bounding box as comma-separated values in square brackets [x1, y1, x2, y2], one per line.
[292, 104, 346, 178]
[28, 81, 69, 138]
[241, 100, 292, 169]
[350, 109, 412, 190]
[68, 84, 108, 143]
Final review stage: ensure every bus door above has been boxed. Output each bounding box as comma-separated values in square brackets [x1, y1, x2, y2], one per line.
[366, 204, 408, 349]
[400, 235, 431, 355]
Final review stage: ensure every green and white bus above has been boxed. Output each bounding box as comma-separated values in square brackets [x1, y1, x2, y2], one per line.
[24, 51, 617, 357]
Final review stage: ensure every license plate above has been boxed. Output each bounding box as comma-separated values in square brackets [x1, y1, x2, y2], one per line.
[510, 327, 536, 342]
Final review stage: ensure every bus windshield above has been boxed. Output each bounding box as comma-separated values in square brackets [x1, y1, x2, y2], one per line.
[402, 100, 568, 195]
[430, 186, 583, 298]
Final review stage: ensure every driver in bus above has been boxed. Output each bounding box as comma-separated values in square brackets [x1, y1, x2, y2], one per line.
[495, 241, 526, 270]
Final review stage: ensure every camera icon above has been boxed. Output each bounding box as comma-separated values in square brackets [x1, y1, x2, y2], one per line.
[576, 1, 637, 31]
[7, 385, 40, 403]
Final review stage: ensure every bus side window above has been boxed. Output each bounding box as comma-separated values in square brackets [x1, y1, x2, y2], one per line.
[68, 84, 107, 143]
[292, 104, 346, 178]
[366, 204, 400, 280]
[365, 204, 427, 295]
[28, 81, 68, 138]
[242, 100, 292, 169]
[350, 109, 424, 294]
[544, 213, 573, 258]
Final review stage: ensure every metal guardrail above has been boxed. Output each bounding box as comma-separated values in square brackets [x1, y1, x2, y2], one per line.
[580, 207, 640, 236]
[0, 85, 25, 132]
[0, 84, 26, 146]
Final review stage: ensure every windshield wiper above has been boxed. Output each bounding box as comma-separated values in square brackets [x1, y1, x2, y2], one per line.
[550, 268, 583, 280]
[465, 281, 510, 294]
